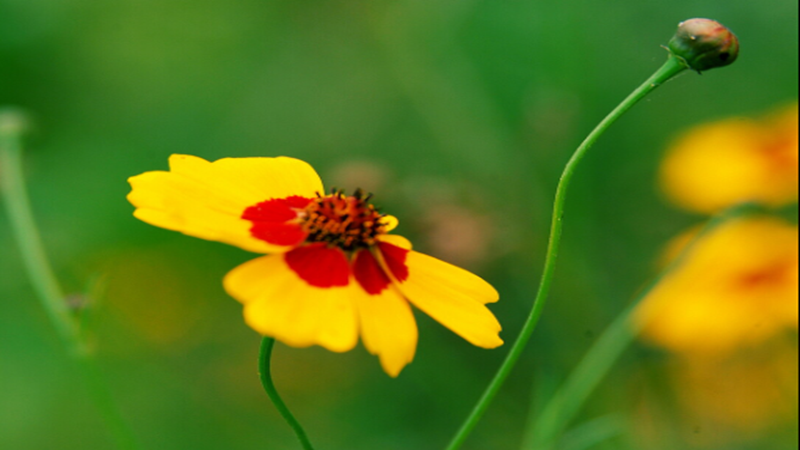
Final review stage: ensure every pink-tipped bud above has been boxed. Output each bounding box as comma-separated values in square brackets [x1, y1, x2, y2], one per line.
[668, 18, 739, 72]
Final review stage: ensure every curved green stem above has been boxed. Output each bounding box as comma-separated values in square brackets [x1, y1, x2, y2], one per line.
[0, 109, 139, 450]
[444, 55, 687, 450]
[259, 337, 315, 450]
[0, 111, 83, 354]
[525, 203, 757, 450]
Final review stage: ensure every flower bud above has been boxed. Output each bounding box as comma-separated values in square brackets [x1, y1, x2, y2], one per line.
[668, 18, 739, 72]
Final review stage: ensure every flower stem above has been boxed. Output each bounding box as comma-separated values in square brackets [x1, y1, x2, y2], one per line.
[524, 203, 757, 450]
[444, 55, 687, 450]
[0, 109, 139, 450]
[0, 111, 83, 354]
[259, 337, 315, 450]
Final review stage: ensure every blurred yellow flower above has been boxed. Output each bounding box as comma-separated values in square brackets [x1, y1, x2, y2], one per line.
[636, 217, 798, 355]
[660, 104, 798, 213]
[673, 345, 798, 445]
[127, 154, 502, 376]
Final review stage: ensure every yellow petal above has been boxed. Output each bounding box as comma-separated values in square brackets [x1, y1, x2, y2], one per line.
[660, 107, 799, 213]
[127, 154, 324, 253]
[377, 234, 412, 250]
[223, 254, 359, 352]
[636, 217, 799, 354]
[352, 285, 418, 377]
[168, 154, 324, 203]
[129, 183, 277, 253]
[394, 251, 502, 348]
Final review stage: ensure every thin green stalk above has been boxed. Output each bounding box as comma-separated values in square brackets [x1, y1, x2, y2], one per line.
[525, 204, 757, 450]
[259, 337, 315, 450]
[444, 55, 687, 450]
[0, 109, 139, 450]
[0, 112, 83, 354]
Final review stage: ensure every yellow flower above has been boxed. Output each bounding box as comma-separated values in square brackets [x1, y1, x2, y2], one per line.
[127, 154, 503, 376]
[636, 217, 798, 355]
[660, 104, 798, 213]
[672, 346, 798, 445]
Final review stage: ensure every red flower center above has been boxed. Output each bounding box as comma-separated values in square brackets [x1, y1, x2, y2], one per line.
[242, 188, 388, 250]
[242, 189, 408, 295]
[301, 189, 386, 251]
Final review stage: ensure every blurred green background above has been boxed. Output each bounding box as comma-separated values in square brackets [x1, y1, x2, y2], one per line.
[1, 1, 797, 449]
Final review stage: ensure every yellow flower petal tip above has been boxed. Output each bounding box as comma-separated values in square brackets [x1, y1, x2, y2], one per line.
[128, 155, 503, 376]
